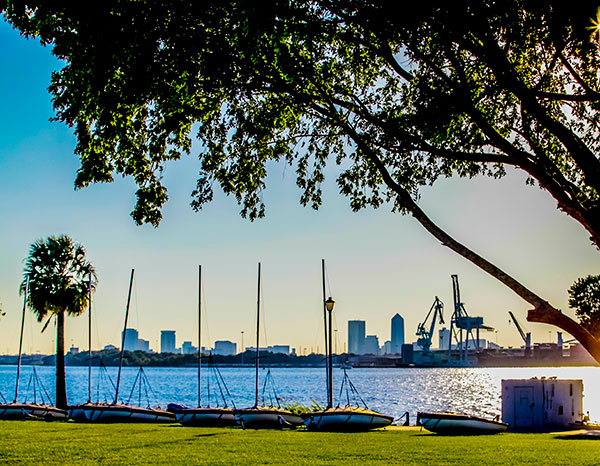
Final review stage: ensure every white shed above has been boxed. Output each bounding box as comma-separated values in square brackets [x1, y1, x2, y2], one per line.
[501, 377, 584, 429]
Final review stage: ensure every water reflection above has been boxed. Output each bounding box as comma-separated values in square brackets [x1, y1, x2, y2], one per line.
[0, 365, 598, 423]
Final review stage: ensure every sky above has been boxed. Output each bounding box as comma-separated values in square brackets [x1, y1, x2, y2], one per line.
[0, 18, 598, 357]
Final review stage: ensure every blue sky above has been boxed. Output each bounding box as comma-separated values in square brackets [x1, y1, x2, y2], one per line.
[0, 18, 597, 356]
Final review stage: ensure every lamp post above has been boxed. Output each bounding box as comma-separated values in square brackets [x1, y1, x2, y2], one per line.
[325, 296, 336, 409]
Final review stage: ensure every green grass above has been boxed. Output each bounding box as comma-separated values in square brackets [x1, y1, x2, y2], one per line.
[0, 422, 599, 465]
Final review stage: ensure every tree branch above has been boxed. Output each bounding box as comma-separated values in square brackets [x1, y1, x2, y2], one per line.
[326, 104, 600, 362]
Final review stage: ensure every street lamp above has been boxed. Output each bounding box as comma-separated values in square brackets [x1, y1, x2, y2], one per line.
[325, 297, 335, 408]
[241, 331, 244, 365]
[325, 297, 336, 312]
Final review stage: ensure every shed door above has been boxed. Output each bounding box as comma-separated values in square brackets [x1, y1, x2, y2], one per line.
[514, 386, 535, 428]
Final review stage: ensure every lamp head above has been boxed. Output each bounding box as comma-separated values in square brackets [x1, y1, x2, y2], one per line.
[325, 297, 336, 312]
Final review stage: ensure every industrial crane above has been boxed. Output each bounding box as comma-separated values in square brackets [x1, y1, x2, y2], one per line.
[416, 297, 444, 352]
[448, 275, 493, 363]
[508, 310, 532, 355]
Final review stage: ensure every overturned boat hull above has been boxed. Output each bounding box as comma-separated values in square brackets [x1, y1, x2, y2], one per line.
[417, 411, 508, 434]
[304, 408, 393, 432]
[167, 404, 238, 427]
[70, 403, 175, 423]
[235, 408, 304, 429]
[0, 403, 67, 421]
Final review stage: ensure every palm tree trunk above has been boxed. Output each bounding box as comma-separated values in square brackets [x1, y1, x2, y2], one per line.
[56, 311, 67, 409]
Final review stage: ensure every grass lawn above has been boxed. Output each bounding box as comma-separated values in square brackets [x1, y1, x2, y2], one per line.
[1, 422, 599, 465]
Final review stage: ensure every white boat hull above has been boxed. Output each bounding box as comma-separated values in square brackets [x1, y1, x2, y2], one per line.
[168, 405, 238, 427]
[235, 408, 304, 429]
[417, 412, 508, 434]
[71, 403, 176, 423]
[304, 409, 393, 432]
[0, 403, 67, 421]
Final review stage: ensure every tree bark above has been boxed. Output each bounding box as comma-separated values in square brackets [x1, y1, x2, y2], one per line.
[56, 311, 67, 409]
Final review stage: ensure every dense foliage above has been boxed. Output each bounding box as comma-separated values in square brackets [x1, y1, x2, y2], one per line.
[64, 349, 331, 367]
[569, 275, 600, 338]
[3, 1, 598, 237]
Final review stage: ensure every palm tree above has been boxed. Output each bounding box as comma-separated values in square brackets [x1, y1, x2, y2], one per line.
[20, 235, 96, 410]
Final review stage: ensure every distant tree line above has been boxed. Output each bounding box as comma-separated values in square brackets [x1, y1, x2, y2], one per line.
[60, 349, 333, 367]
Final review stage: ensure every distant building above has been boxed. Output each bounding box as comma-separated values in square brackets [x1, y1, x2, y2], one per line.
[121, 328, 151, 352]
[123, 328, 139, 352]
[457, 339, 487, 351]
[348, 320, 366, 354]
[181, 341, 197, 354]
[69, 346, 79, 355]
[363, 335, 380, 355]
[104, 344, 117, 351]
[269, 345, 290, 355]
[391, 313, 405, 354]
[213, 340, 237, 356]
[137, 339, 150, 352]
[439, 327, 451, 350]
[161, 330, 177, 354]
[382, 340, 392, 355]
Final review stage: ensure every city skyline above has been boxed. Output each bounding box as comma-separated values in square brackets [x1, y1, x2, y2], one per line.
[0, 19, 598, 357]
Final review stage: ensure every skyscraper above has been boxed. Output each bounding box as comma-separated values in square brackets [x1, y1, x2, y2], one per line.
[348, 320, 366, 354]
[391, 313, 405, 354]
[161, 330, 177, 353]
[122, 328, 139, 351]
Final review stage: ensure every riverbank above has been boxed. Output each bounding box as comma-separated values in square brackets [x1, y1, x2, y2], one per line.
[1, 422, 599, 465]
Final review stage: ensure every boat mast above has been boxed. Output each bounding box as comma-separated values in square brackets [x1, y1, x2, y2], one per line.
[198, 265, 202, 408]
[328, 295, 333, 410]
[322, 259, 329, 407]
[87, 273, 92, 404]
[14, 275, 29, 403]
[114, 268, 135, 405]
[254, 262, 261, 408]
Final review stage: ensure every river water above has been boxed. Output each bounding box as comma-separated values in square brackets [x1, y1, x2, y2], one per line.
[1, 365, 599, 424]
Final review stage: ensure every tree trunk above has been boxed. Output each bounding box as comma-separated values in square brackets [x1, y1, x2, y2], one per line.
[341, 121, 600, 364]
[528, 304, 600, 362]
[56, 311, 67, 409]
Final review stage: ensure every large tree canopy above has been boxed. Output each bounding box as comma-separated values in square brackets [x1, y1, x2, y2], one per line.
[3, 1, 600, 360]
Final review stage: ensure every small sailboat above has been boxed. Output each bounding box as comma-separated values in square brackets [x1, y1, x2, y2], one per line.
[0, 367, 67, 421]
[235, 263, 304, 429]
[168, 265, 237, 427]
[304, 260, 393, 432]
[417, 411, 508, 434]
[72, 269, 174, 423]
[0, 276, 67, 421]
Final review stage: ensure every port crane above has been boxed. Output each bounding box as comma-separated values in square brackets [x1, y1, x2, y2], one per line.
[508, 310, 531, 354]
[448, 275, 493, 364]
[416, 297, 444, 352]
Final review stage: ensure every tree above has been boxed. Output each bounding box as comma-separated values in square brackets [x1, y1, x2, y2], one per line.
[3, 1, 600, 360]
[569, 275, 600, 338]
[21, 235, 96, 409]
